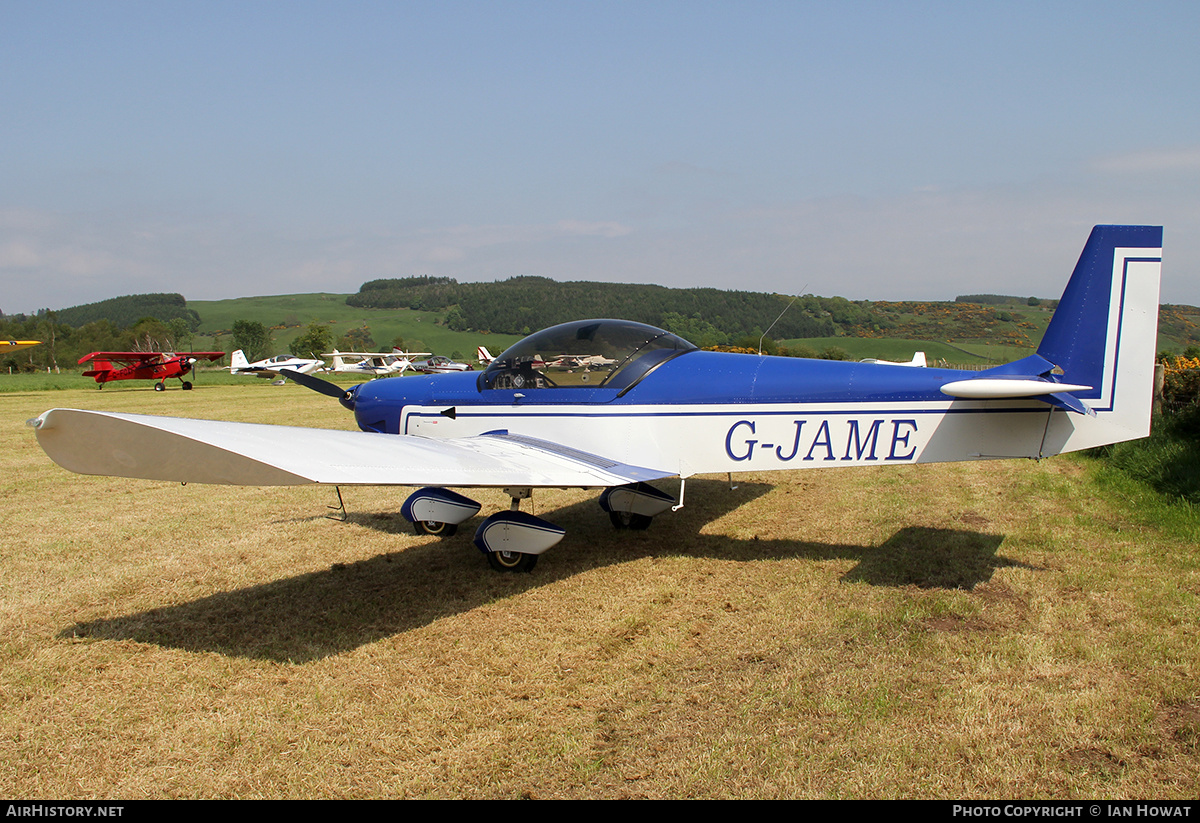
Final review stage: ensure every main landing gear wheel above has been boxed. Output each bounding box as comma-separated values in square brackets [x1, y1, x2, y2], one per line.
[413, 520, 457, 537]
[154, 383, 165, 392]
[473, 503, 561, 574]
[608, 510, 652, 530]
[181, 381, 193, 390]
[487, 550, 538, 573]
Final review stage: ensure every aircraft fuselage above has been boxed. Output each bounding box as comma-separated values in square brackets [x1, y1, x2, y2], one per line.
[349, 353, 1062, 481]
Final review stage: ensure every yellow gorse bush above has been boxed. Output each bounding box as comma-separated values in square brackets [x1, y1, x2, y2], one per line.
[1160, 355, 1200, 406]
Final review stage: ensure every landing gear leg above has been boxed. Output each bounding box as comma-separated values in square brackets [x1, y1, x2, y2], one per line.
[505, 486, 532, 510]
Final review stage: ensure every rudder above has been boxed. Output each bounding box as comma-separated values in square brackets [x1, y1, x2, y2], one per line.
[1038, 225, 1162, 448]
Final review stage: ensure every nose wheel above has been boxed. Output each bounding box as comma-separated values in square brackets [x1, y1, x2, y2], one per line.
[608, 510, 653, 530]
[472, 489, 563, 573]
[414, 520, 457, 537]
[486, 549, 538, 573]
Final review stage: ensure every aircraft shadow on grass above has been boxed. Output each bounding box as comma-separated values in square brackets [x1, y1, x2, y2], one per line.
[61, 478, 1025, 663]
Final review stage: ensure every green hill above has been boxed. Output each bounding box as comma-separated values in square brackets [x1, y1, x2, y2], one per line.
[778, 337, 1035, 366]
[348, 276, 838, 340]
[188, 294, 522, 360]
[54, 293, 201, 329]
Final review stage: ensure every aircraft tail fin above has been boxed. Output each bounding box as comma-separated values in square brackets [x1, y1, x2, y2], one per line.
[477, 346, 494, 365]
[1033, 225, 1163, 450]
[230, 349, 249, 371]
[81, 361, 112, 380]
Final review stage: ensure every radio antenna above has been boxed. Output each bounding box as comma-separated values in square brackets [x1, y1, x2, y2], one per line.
[758, 286, 806, 355]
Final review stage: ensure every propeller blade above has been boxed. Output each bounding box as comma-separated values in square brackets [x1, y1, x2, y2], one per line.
[280, 368, 354, 403]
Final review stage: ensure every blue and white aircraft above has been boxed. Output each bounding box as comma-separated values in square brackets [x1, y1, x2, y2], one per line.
[31, 225, 1163, 573]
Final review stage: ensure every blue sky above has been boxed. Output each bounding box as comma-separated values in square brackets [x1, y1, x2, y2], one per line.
[4, 1, 1199, 314]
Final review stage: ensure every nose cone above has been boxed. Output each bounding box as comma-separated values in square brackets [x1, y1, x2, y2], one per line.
[350, 372, 472, 435]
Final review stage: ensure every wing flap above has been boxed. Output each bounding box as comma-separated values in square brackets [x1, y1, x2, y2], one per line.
[31, 409, 673, 488]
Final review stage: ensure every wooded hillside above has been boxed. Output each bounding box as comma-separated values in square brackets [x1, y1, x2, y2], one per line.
[53, 293, 201, 330]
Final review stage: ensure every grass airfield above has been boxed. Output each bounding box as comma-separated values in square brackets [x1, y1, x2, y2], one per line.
[2, 382, 1198, 798]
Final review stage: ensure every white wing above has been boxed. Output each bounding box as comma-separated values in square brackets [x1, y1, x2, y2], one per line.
[32, 409, 672, 489]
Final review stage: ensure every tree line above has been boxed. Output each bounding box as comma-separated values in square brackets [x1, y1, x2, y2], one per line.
[1, 312, 198, 373]
[53, 293, 201, 330]
[348, 275, 839, 340]
[2, 294, 203, 372]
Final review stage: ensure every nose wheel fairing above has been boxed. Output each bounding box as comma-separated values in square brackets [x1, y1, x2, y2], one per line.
[401, 487, 482, 536]
[473, 509, 566, 560]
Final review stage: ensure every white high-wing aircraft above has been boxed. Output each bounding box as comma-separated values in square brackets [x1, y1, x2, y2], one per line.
[32, 226, 1163, 574]
[478, 346, 614, 372]
[324, 350, 432, 377]
[860, 352, 927, 367]
[409, 355, 475, 374]
[229, 350, 325, 379]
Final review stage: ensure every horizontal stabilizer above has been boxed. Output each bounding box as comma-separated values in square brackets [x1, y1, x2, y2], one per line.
[941, 378, 1091, 399]
[1046, 391, 1096, 417]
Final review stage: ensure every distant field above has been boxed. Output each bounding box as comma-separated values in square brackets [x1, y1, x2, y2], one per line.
[189, 294, 523, 359]
[0, 367, 384, 394]
[780, 336, 1035, 365]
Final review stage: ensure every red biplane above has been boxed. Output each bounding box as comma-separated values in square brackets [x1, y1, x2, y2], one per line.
[79, 351, 225, 391]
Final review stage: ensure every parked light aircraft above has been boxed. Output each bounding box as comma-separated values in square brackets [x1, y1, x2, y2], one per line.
[229, 350, 324, 379]
[409, 355, 475, 374]
[2, 340, 41, 354]
[78, 351, 225, 391]
[477, 346, 611, 372]
[325, 350, 431, 377]
[477, 345, 548, 373]
[860, 352, 927, 367]
[33, 226, 1162, 573]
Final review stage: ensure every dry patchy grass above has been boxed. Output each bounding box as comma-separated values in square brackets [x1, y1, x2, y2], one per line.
[1, 385, 1198, 798]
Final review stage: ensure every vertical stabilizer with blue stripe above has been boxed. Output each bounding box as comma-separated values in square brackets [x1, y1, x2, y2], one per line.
[1035, 225, 1162, 451]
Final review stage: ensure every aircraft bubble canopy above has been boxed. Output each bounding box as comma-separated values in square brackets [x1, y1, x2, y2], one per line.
[480, 319, 697, 391]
